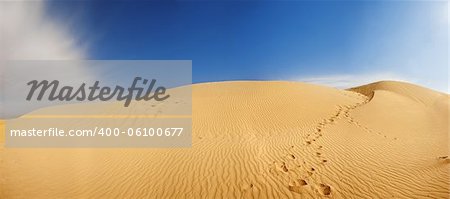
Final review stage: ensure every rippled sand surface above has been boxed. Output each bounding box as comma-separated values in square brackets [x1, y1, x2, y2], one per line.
[0, 81, 448, 198]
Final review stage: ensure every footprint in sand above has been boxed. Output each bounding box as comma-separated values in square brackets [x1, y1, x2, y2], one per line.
[288, 185, 303, 194]
[318, 184, 331, 196]
[438, 156, 450, 163]
[297, 179, 308, 186]
[290, 154, 296, 159]
[269, 162, 290, 174]
[288, 179, 308, 194]
[281, 162, 289, 172]
[242, 183, 257, 197]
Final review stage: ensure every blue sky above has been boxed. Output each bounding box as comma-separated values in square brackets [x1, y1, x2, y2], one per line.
[4, 0, 448, 92]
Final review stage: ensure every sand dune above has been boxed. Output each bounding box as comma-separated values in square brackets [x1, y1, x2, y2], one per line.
[0, 81, 448, 198]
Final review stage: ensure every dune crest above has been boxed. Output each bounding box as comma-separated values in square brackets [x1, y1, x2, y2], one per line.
[0, 81, 448, 198]
[349, 80, 446, 105]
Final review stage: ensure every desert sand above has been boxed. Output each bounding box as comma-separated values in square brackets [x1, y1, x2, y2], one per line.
[0, 81, 448, 198]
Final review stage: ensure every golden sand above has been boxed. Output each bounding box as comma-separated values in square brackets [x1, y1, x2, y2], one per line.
[0, 81, 448, 198]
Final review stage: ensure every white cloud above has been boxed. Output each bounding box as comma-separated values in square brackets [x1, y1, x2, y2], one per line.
[296, 73, 416, 89]
[0, 0, 93, 118]
[0, 0, 86, 60]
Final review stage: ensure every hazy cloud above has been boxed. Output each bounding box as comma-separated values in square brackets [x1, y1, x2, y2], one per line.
[0, 0, 86, 60]
[0, 0, 92, 118]
[296, 73, 415, 89]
